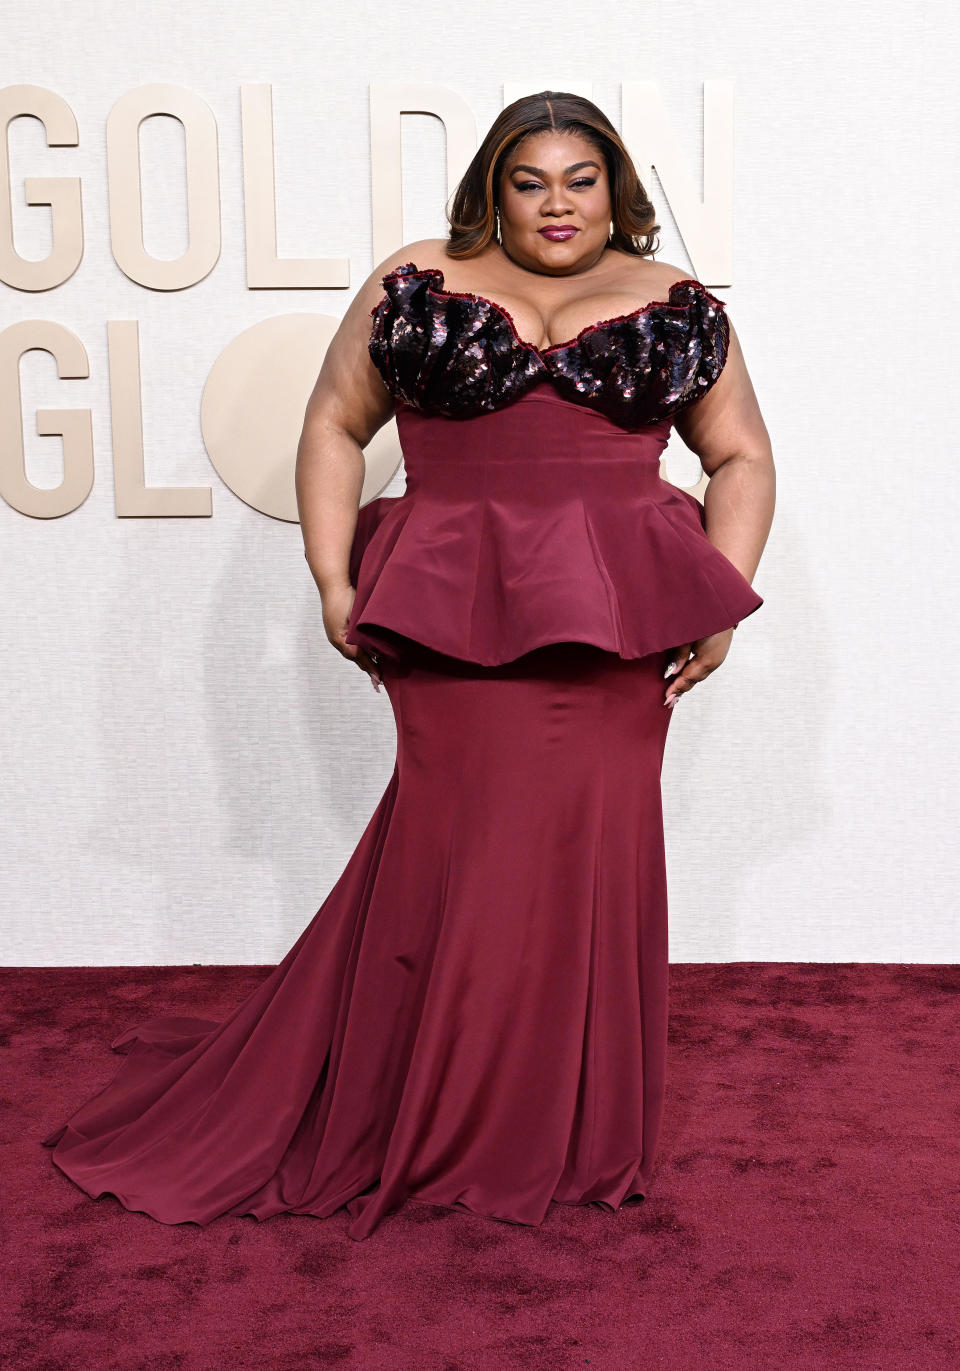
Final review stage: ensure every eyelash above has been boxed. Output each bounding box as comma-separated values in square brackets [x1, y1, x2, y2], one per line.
[514, 178, 597, 192]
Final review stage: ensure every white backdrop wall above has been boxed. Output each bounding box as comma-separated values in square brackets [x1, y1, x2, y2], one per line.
[2, 0, 957, 964]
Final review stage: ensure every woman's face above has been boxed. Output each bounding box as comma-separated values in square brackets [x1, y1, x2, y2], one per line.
[497, 130, 613, 275]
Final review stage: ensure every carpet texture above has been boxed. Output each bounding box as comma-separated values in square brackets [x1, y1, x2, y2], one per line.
[3, 962, 958, 1369]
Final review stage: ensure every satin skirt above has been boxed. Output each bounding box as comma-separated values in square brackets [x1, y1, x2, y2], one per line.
[42, 639, 675, 1242]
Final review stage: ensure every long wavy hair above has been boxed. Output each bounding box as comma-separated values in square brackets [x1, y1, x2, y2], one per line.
[446, 91, 661, 260]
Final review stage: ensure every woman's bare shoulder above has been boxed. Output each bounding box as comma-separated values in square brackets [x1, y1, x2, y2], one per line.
[371, 238, 451, 283]
[624, 257, 699, 293]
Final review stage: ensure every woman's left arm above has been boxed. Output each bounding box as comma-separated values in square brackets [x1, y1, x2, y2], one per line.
[673, 317, 776, 586]
[661, 317, 776, 707]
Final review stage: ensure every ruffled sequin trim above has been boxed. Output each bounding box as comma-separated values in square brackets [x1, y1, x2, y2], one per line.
[372, 262, 725, 357]
[369, 261, 730, 430]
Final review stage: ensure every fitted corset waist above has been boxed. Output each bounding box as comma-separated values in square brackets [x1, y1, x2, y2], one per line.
[396, 389, 672, 500]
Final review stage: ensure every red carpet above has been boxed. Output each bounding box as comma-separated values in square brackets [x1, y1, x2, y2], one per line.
[3, 963, 958, 1369]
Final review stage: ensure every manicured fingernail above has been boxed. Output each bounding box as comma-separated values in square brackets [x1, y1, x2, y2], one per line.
[665, 694, 680, 708]
[370, 675, 381, 692]
[664, 660, 678, 678]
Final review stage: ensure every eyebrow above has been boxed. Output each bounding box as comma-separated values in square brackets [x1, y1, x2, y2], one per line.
[509, 161, 602, 176]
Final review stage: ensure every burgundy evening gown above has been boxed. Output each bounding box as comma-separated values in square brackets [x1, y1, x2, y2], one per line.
[41, 263, 762, 1241]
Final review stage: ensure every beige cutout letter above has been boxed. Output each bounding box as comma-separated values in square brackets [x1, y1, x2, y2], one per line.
[109, 320, 212, 517]
[0, 321, 92, 518]
[622, 80, 734, 286]
[241, 85, 350, 290]
[369, 83, 476, 264]
[0, 85, 82, 292]
[201, 314, 400, 522]
[106, 84, 220, 291]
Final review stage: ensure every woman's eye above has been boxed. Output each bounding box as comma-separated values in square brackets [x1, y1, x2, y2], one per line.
[514, 178, 597, 192]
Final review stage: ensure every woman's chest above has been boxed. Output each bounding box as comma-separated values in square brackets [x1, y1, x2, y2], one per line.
[434, 271, 676, 354]
[369, 262, 730, 432]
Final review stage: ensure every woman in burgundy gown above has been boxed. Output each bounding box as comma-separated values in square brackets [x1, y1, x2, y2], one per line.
[41, 92, 774, 1241]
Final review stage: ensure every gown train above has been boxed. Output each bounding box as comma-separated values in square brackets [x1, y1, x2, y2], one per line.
[42, 639, 673, 1241]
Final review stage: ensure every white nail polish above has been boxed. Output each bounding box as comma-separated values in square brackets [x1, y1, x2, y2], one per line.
[664, 660, 677, 679]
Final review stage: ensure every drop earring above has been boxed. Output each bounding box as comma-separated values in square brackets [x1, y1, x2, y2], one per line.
[608, 219, 615, 242]
[495, 209, 502, 244]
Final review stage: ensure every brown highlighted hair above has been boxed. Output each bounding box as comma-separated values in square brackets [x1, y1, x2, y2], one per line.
[446, 91, 661, 260]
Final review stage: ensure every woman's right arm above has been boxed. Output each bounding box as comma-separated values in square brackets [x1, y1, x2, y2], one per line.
[295, 244, 431, 679]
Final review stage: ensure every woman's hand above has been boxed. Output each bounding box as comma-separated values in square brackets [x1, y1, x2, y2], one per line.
[662, 627, 735, 708]
[321, 582, 383, 692]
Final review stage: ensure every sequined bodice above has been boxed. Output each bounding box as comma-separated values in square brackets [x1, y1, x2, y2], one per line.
[368, 262, 730, 432]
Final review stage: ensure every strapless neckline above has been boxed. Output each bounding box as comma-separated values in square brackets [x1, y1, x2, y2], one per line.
[372, 263, 712, 360]
[368, 261, 730, 431]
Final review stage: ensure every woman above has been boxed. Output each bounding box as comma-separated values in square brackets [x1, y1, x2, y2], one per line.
[42, 91, 774, 1242]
